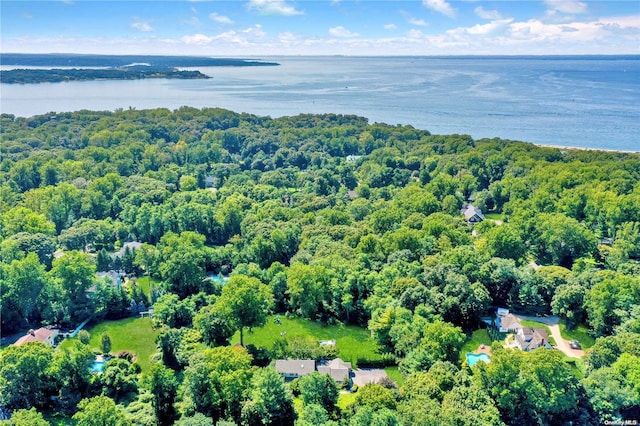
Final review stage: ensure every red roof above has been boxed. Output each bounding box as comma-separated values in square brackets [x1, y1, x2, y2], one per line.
[14, 328, 58, 346]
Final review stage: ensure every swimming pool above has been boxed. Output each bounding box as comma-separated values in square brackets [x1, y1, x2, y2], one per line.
[466, 353, 491, 366]
[90, 360, 105, 373]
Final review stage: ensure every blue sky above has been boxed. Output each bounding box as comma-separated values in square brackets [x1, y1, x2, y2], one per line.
[2, 1, 639, 55]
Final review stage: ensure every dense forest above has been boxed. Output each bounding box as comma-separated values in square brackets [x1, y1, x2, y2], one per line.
[0, 108, 638, 425]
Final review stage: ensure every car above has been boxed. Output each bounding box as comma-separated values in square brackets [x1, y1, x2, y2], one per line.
[569, 340, 581, 349]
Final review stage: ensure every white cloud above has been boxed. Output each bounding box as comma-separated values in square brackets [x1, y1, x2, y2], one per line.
[409, 17, 428, 27]
[465, 19, 513, 35]
[329, 26, 359, 38]
[247, 0, 303, 16]
[475, 6, 502, 20]
[181, 34, 213, 45]
[544, 0, 588, 15]
[209, 12, 233, 24]
[423, 0, 456, 18]
[131, 20, 154, 32]
[384, 24, 397, 31]
[406, 29, 424, 39]
[243, 24, 267, 38]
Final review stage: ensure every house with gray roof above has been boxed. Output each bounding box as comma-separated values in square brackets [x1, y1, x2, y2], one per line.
[461, 204, 485, 224]
[515, 327, 550, 351]
[275, 359, 315, 380]
[317, 358, 352, 384]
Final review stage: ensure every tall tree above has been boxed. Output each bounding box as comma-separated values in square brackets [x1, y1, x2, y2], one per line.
[72, 395, 132, 426]
[215, 274, 273, 346]
[241, 368, 296, 426]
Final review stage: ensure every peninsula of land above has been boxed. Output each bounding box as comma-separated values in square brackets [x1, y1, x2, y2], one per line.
[0, 53, 279, 84]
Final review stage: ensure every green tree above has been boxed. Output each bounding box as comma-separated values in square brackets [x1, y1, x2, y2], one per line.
[0, 342, 54, 410]
[585, 274, 640, 336]
[149, 364, 178, 426]
[101, 333, 113, 354]
[49, 250, 96, 324]
[241, 368, 296, 426]
[0, 253, 49, 333]
[440, 385, 505, 426]
[193, 304, 235, 347]
[551, 284, 586, 329]
[3, 408, 50, 426]
[298, 372, 339, 415]
[72, 396, 132, 426]
[99, 358, 140, 401]
[532, 213, 597, 268]
[49, 341, 95, 413]
[158, 231, 208, 297]
[215, 274, 273, 346]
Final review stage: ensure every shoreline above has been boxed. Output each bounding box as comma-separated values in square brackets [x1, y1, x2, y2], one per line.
[533, 143, 639, 154]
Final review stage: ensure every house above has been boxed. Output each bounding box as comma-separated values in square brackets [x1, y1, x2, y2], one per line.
[205, 176, 216, 188]
[346, 155, 362, 164]
[117, 241, 142, 258]
[317, 358, 352, 384]
[275, 359, 315, 380]
[515, 327, 550, 351]
[461, 204, 485, 224]
[496, 308, 523, 333]
[14, 328, 59, 347]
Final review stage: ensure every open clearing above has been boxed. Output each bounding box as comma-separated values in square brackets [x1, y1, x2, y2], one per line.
[231, 315, 383, 365]
[61, 317, 160, 372]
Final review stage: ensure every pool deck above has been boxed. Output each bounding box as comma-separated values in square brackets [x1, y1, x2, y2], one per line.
[475, 344, 492, 356]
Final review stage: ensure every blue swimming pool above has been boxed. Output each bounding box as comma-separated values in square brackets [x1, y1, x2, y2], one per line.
[466, 353, 491, 366]
[91, 360, 105, 373]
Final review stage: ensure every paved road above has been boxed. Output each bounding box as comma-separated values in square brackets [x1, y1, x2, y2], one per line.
[516, 314, 585, 359]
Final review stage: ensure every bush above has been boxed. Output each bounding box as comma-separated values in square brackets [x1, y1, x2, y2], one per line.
[77, 330, 91, 345]
[116, 350, 137, 363]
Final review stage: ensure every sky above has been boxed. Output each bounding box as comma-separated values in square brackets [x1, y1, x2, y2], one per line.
[1, 1, 639, 55]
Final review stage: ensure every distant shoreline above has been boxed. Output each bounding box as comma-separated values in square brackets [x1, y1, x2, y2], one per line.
[534, 143, 639, 154]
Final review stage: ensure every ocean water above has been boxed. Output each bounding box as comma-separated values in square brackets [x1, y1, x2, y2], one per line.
[1, 56, 638, 151]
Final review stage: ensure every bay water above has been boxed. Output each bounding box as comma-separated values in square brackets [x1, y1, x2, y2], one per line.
[1, 56, 638, 151]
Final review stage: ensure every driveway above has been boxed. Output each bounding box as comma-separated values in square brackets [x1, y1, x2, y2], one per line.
[515, 314, 585, 359]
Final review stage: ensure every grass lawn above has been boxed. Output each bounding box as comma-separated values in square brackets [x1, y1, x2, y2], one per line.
[460, 329, 492, 362]
[484, 213, 503, 221]
[558, 320, 595, 349]
[231, 316, 382, 365]
[384, 366, 404, 387]
[60, 317, 159, 372]
[519, 319, 556, 345]
[136, 275, 160, 300]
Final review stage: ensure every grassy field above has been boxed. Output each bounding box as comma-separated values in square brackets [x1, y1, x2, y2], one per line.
[384, 366, 404, 387]
[60, 317, 159, 372]
[136, 275, 160, 300]
[484, 213, 503, 221]
[231, 316, 382, 365]
[558, 320, 595, 349]
[460, 328, 492, 362]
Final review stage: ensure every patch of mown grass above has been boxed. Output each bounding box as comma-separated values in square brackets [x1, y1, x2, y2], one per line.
[460, 328, 492, 363]
[384, 366, 404, 387]
[62, 317, 160, 372]
[558, 320, 595, 349]
[232, 315, 382, 365]
[135, 275, 160, 300]
[484, 213, 502, 221]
